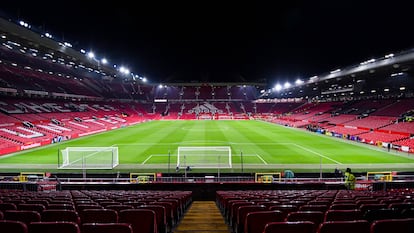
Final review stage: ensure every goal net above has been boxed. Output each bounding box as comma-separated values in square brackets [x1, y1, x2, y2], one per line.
[177, 146, 232, 169]
[58, 147, 119, 169]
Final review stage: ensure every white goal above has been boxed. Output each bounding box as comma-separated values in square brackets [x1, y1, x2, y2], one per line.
[58, 147, 119, 169]
[177, 146, 232, 169]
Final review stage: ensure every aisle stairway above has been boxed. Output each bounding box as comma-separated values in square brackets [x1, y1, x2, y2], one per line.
[173, 201, 230, 233]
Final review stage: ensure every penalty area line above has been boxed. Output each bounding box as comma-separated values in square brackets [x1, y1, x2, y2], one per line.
[255, 154, 268, 165]
[293, 143, 343, 164]
[141, 155, 153, 165]
[141, 154, 169, 165]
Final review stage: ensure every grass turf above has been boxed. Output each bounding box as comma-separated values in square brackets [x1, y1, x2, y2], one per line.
[0, 120, 413, 173]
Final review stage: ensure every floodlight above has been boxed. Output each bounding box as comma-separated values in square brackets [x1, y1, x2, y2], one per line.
[274, 84, 282, 92]
[330, 69, 341, 74]
[385, 53, 394, 58]
[295, 79, 304, 85]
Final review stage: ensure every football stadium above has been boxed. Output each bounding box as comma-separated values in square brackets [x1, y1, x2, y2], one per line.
[0, 3, 413, 233]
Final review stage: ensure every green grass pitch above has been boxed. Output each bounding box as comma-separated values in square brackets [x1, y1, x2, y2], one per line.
[0, 120, 413, 173]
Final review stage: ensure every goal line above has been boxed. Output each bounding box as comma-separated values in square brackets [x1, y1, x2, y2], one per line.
[177, 146, 232, 169]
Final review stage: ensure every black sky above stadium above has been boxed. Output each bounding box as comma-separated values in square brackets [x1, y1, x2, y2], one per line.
[1, 1, 414, 84]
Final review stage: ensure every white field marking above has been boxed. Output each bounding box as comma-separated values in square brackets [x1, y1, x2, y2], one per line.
[181, 126, 229, 131]
[140, 154, 170, 164]
[292, 143, 343, 164]
[115, 142, 293, 146]
[255, 153, 268, 165]
[141, 155, 153, 164]
[258, 120, 414, 160]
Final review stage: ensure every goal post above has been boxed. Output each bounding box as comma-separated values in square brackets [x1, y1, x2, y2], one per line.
[58, 147, 119, 169]
[177, 146, 232, 169]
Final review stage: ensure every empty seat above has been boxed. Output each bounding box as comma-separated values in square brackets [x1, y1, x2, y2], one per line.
[4, 210, 41, 224]
[225, 200, 249, 222]
[228, 201, 254, 225]
[234, 205, 266, 233]
[105, 205, 133, 212]
[0, 203, 17, 212]
[401, 208, 414, 218]
[17, 204, 45, 213]
[285, 211, 324, 232]
[356, 199, 379, 207]
[363, 209, 398, 222]
[137, 205, 167, 233]
[370, 218, 414, 233]
[359, 204, 387, 214]
[244, 210, 284, 233]
[119, 209, 157, 233]
[317, 220, 370, 233]
[28, 221, 80, 233]
[268, 205, 298, 219]
[308, 200, 331, 206]
[324, 209, 363, 221]
[388, 202, 413, 211]
[25, 200, 49, 208]
[76, 204, 103, 212]
[41, 210, 80, 224]
[80, 209, 118, 224]
[329, 203, 358, 210]
[47, 204, 75, 210]
[151, 201, 174, 228]
[263, 221, 314, 233]
[299, 205, 329, 212]
[82, 223, 133, 233]
[0, 220, 28, 233]
[99, 201, 121, 208]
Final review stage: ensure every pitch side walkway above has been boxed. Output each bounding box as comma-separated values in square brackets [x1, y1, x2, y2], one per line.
[1, 162, 413, 170]
[173, 201, 230, 233]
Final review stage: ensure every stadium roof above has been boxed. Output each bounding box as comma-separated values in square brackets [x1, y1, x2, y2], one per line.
[1, 0, 414, 85]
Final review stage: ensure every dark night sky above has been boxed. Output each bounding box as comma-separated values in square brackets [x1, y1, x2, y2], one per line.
[1, 1, 414, 84]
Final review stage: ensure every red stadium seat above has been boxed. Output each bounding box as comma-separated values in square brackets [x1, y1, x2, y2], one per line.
[0, 220, 28, 233]
[82, 223, 133, 233]
[317, 220, 370, 233]
[324, 209, 363, 221]
[119, 209, 157, 233]
[244, 210, 284, 233]
[263, 221, 314, 233]
[41, 209, 80, 224]
[79, 209, 118, 224]
[28, 221, 80, 233]
[370, 218, 414, 233]
[4, 210, 41, 225]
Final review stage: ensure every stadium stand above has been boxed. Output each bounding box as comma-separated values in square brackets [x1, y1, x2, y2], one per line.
[1, 11, 414, 233]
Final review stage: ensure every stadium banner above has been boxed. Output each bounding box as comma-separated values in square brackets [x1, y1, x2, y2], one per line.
[21, 142, 41, 150]
[0, 146, 21, 156]
[355, 180, 373, 191]
[401, 146, 410, 152]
